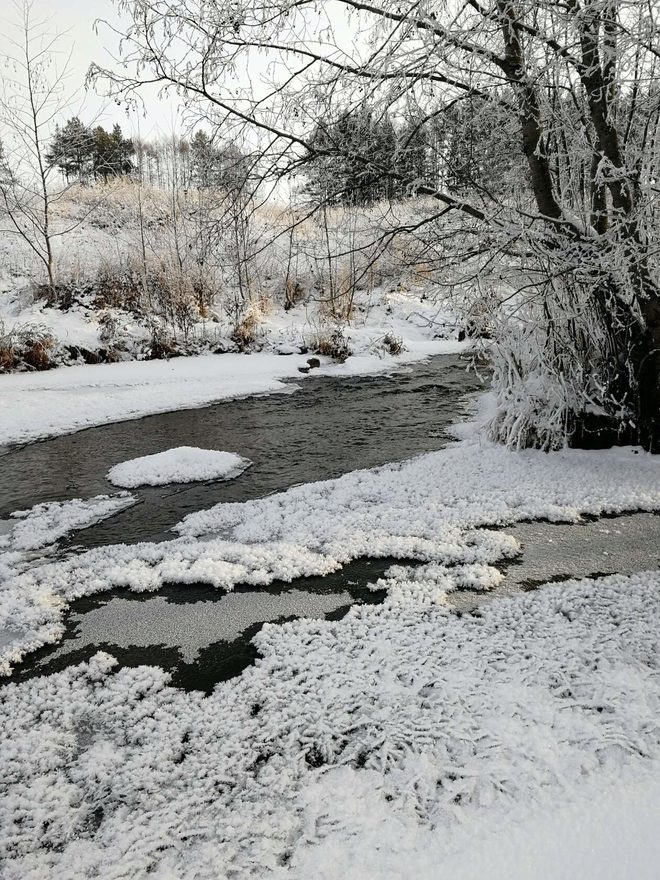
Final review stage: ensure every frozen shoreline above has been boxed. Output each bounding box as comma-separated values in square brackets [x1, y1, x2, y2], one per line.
[3, 347, 660, 878]
[0, 339, 467, 448]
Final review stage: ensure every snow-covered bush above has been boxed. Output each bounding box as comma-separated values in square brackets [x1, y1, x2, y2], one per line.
[0, 320, 55, 372]
[485, 271, 635, 451]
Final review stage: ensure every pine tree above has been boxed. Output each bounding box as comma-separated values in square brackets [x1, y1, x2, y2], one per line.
[306, 108, 427, 205]
[45, 117, 94, 181]
[190, 130, 219, 187]
[92, 124, 134, 181]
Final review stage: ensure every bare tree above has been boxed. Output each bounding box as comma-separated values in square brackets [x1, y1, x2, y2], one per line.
[0, 0, 80, 295]
[92, 0, 660, 449]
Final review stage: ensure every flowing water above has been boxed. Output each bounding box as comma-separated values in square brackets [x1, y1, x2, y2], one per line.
[1, 354, 481, 690]
[4, 355, 658, 693]
[0, 354, 482, 546]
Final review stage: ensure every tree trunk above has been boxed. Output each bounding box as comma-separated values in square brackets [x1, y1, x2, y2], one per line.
[637, 298, 660, 452]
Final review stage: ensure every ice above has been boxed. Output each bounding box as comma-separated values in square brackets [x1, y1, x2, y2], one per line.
[44, 588, 353, 664]
[106, 447, 251, 488]
[2, 430, 660, 676]
[1, 404, 660, 876]
[2, 494, 136, 552]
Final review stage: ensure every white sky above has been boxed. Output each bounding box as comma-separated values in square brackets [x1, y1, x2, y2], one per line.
[0, 0, 366, 160]
[0, 0, 181, 138]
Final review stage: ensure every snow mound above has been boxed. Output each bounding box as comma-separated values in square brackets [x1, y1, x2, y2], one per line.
[106, 447, 251, 488]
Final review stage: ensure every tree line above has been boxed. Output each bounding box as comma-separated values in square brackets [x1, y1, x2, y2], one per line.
[45, 121, 250, 191]
[45, 108, 513, 204]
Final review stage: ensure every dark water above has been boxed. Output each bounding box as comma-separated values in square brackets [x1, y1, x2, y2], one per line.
[7, 559, 401, 693]
[1, 354, 481, 692]
[0, 355, 482, 547]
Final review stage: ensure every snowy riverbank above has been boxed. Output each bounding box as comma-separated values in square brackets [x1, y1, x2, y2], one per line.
[0, 286, 468, 448]
[0, 338, 467, 448]
[2, 352, 660, 878]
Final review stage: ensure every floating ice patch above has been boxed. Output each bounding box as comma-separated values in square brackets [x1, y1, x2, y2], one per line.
[41, 588, 353, 665]
[106, 447, 251, 488]
[2, 494, 136, 553]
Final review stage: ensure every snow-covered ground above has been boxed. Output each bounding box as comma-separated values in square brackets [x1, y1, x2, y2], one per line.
[1, 398, 660, 879]
[2, 568, 660, 879]
[2, 222, 660, 877]
[106, 447, 251, 488]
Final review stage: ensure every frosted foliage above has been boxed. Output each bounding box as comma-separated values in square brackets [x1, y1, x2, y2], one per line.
[486, 306, 614, 451]
[2, 573, 660, 878]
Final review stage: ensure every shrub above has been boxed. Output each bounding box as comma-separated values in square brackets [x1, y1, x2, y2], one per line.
[312, 328, 352, 363]
[0, 321, 55, 372]
[148, 323, 179, 360]
[230, 306, 264, 351]
[283, 277, 305, 310]
[381, 333, 404, 356]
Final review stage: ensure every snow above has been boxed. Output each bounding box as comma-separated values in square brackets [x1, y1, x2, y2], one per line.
[0, 494, 136, 588]
[2, 495, 136, 552]
[106, 447, 251, 488]
[2, 572, 660, 878]
[288, 760, 660, 879]
[0, 405, 660, 875]
[2, 342, 660, 875]
[0, 340, 467, 448]
[2, 159, 659, 880]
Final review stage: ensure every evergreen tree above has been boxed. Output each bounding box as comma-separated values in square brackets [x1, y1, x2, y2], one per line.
[190, 130, 249, 192]
[45, 117, 94, 181]
[396, 117, 429, 193]
[92, 124, 134, 181]
[306, 108, 428, 205]
[439, 98, 520, 197]
[190, 130, 220, 187]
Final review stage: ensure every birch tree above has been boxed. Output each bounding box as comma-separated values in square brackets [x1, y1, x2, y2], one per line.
[0, 1, 76, 293]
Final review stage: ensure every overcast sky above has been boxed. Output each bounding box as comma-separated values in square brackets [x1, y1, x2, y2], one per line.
[1, 0, 180, 138]
[1, 0, 361, 151]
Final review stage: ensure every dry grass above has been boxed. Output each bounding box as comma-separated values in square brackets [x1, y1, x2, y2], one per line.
[230, 304, 265, 351]
[0, 321, 55, 372]
[306, 326, 352, 363]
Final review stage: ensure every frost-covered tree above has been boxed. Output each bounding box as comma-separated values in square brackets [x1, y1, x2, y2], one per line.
[0, 1, 77, 292]
[93, 0, 660, 450]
